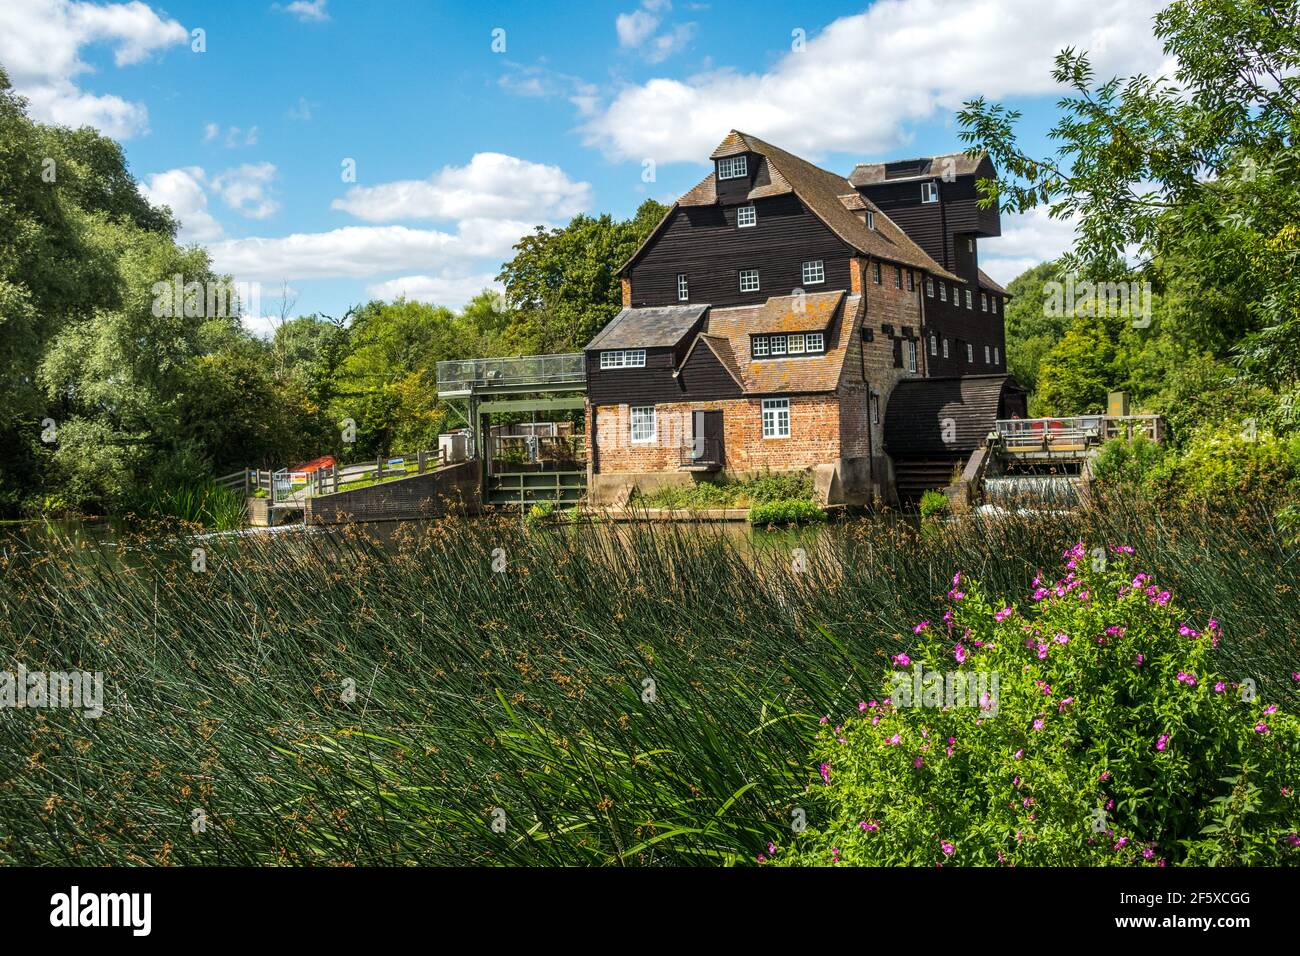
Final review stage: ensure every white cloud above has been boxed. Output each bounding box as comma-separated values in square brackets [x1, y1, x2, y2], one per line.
[366, 273, 503, 309]
[617, 9, 659, 48]
[211, 162, 279, 219]
[138, 166, 224, 242]
[287, 96, 316, 121]
[205, 221, 530, 283]
[203, 124, 259, 147]
[583, 0, 1173, 163]
[331, 152, 591, 223]
[0, 0, 188, 139]
[615, 1, 694, 63]
[276, 0, 329, 23]
[980, 207, 1079, 285]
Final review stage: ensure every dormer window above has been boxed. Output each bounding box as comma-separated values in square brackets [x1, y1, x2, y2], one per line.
[737, 204, 756, 228]
[717, 155, 748, 180]
[921, 181, 939, 203]
[866, 210, 875, 230]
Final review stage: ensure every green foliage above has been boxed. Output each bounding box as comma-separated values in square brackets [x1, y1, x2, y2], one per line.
[123, 481, 246, 531]
[1175, 423, 1299, 509]
[749, 498, 827, 525]
[1090, 436, 1171, 489]
[497, 199, 667, 354]
[919, 490, 952, 520]
[635, 472, 815, 510]
[780, 543, 1300, 866]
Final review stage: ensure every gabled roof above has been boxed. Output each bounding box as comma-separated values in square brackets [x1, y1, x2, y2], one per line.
[848, 152, 989, 187]
[977, 268, 1009, 296]
[703, 290, 858, 394]
[585, 304, 708, 350]
[679, 333, 745, 389]
[621, 130, 961, 282]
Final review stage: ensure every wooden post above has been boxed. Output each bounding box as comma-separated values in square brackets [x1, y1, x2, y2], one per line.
[376, 456, 383, 481]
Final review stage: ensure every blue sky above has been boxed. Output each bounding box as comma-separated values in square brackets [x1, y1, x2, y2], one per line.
[0, 0, 1175, 331]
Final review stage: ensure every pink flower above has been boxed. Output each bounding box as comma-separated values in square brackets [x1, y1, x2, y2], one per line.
[1254, 723, 1271, 735]
[1142, 847, 1155, 860]
[940, 841, 955, 856]
[1156, 734, 1170, 751]
[955, 643, 967, 664]
[819, 716, 829, 724]
[1214, 682, 1225, 693]
[995, 607, 1012, 622]
[860, 820, 878, 832]
[1014, 748, 1024, 760]
[892, 653, 911, 667]
[914, 621, 930, 634]
[819, 762, 831, 784]
[1058, 696, 1074, 712]
[1053, 632, 1069, 645]
[913, 757, 924, 768]
[887, 734, 901, 745]
[830, 846, 840, 863]
[1099, 770, 1111, 782]
[1032, 718, 1045, 731]
[1264, 705, 1278, 715]
[1134, 653, 1144, 667]
[1036, 643, 1049, 660]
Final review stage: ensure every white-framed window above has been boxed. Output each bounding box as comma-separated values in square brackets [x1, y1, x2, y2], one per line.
[926, 277, 935, 298]
[921, 181, 939, 203]
[967, 238, 974, 253]
[929, 334, 938, 356]
[630, 406, 656, 444]
[984, 345, 991, 363]
[752, 336, 769, 357]
[787, 333, 806, 355]
[965, 289, 973, 310]
[677, 274, 688, 302]
[866, 210, 875, 230]
[769, 335, 787, 356]
[600, 349, 646, 369]
[870, 391, 880, 425]
[805, 332, 824, 353]
[737, 204, 757, 228]
[718, 155, 748, 180]
[762, 398, 790, 439]
[994, 346, 1000, 365]
[942, 338, 950, 358]
[894, 266, 902, 289]
[992, 297, 999, 314]
[739, 268, 760, 293]
[966, 343, 974, 363]
[801, 260, 825, 285]
[981, 293, 988, 312]
[907, 271, 915, 292]
[873, 262, 882, 284]
[939, 283, 947, 302]
[906, 339, 918, 373]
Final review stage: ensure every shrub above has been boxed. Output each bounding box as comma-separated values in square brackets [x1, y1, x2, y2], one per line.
[635, 471, 815, 510]
[777, 542, 1300, 867]
[919, 490, 951, 520]
[1090, 435, 1170, 489]
[1173, 422, 1297, 509]
[749, 498, 826, 525]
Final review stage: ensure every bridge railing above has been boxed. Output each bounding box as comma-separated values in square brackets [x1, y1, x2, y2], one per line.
[995, 415, 1163, 448]
[436, 353, 586, 393]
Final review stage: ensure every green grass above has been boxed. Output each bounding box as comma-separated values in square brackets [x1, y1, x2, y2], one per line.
[634, 472, 816, 510]
[331, 464, 421, 494]
[0, 495, 1296, 865]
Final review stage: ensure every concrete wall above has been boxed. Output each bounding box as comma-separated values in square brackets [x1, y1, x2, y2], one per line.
[304, 461, 478, 525]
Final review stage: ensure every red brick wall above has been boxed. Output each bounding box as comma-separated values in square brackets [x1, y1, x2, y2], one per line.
[860, 263, 926, 460]
[594, 396, 841, 475]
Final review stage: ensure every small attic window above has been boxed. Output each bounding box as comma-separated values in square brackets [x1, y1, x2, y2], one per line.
[921, 181, 939, 203]
[717, 155, 748, 180]
[866, 210, 875, 230]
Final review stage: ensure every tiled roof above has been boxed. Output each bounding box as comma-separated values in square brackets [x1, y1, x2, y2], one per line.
[585, 304, 708, 349]
[704, 290, 858, 394]
[623, 130, 961, 282]
[978, 268, 1009, 296]
[848, 152, 988, 187]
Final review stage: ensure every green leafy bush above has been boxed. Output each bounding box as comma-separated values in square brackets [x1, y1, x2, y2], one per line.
[777, 542, 1300, 866]
[636, 471, 814, 510]
[919, 490, 951, 520]
[1174, 423, 1298, 509]
[749, 498, 826, 525]
[1090, 435, 1171, 489]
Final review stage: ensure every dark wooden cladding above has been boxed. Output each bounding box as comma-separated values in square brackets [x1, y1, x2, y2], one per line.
[585, 342, 742, 405]
[627, 194, 855, 309]
[921, 288, 1006, 377]
[855, 155, 1000, 282]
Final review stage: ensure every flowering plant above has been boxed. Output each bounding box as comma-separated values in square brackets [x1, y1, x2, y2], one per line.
[778, 543, 1300, 866]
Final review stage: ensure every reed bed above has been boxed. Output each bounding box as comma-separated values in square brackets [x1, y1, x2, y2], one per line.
[0, 498, 1295, 866]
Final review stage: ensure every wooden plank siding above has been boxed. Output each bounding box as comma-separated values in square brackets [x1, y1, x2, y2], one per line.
[920, 282, 1007, 378]
[585, 342, 743, 406]
[626, 194, 856, 309]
